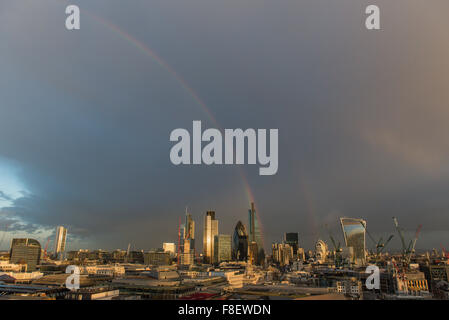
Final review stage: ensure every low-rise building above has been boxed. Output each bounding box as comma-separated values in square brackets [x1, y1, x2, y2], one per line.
[335, 278, 363, 299]
[66, 287, 120, 300]
[0, 271, 43, 284]
[144, 251, 170, 266]
[0, 261, 27, 273]
[78, 264, 125, 277]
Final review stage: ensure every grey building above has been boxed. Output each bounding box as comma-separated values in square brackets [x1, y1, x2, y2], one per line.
[10, 238, 41, 271]
[214, 234, 232, 263]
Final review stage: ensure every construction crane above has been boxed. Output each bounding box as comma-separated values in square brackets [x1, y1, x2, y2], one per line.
[324, 224, 342, 252]
[329, 234, 342, 253]
[393, 217, 423, 267]
[441, 244, 449, 260]
[391, 259, 407, 283]
[125, 243, 131, 263]
[325, 224, 342, 267]
[379, 235, 395, 254]
[360, 222, 394, 257]
[43, 237, 51, 259]
[405, 224, 422, 264]
[393, 217, 407, 257]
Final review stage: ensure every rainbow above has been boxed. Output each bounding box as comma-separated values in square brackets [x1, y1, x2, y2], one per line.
[83, 9, 265, 249]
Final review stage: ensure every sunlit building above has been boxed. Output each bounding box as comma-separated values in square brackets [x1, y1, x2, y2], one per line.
[163, 242, 176, 257]
[340, 217, 366, 266]
[180, 239, 194, 265]
[272, 242, 294, 266]
[248, 202, 264, 265]
[179, 211, 195, 266]
[54, 226, 67, 260]
[315, 239, 328, 264]
[184, 213, 195, 251]
[248, 241, 258, 265]
[394, 271, 429, 296]
[203, 211, 218, 264]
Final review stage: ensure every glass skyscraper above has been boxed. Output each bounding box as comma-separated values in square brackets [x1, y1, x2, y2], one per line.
[284, 232, 299, 255]
[54, 226, 67, 260]
[232, 221, 248, 261]
[184, 213, 195, 250]
[203, 211, 218, 264]
[248, 202, 264, 265]
[340, 217, 367, 266]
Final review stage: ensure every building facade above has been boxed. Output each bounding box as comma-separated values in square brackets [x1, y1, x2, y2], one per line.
[340, 217, 366, 266]
[9, 238, 41, 271]
[284, 232, 299, 255]
[54, 226, 67, 260]
[315, 239, 328, 264]
[203, 211, 218, 264]
[272, 243, 294, 266]
[214, 234, 232, 263]
[144, 251, 170, 266]
[232, 221, 248, 261]
[163, 243, 176, 258]
[248, 202, 264, 265]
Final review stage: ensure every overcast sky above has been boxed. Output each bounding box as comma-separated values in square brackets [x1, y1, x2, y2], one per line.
[0, 0, 448, 253]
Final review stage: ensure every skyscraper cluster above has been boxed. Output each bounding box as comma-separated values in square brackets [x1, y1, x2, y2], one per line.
[176, 202, 266, 266]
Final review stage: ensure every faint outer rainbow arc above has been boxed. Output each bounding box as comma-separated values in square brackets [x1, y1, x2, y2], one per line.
[85, 11, 266, 250]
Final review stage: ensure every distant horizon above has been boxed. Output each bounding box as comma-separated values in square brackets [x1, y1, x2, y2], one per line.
[1, 0, 449, 254]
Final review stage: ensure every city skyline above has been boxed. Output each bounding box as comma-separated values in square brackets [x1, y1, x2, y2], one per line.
[1, 0, 449, 253]
[0, 208, 438, 257]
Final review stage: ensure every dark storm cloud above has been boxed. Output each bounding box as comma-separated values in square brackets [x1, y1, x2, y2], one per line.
[0, 0, 448, 252]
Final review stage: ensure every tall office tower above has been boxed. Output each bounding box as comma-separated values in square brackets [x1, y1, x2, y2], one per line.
[248, 241, 258, 265]
[214, 234, 232, 263]
[248, 202, 264, 265]
[179, 210, 196, 266]
[54, 226, 67, 260]
[284, 232, 299, 255]
[203, 211, 218, 264]
[184, 212, 195, 251]
[9, 238, 41, 271]
[232, 221, 248, 261]
[179, 211, 195, 265]
[179, 223, 186, 250]
[340, 217, 367, 266]
[180, 239, 194, 265]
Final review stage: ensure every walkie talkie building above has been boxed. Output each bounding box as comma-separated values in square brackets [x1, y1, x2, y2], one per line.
[340, 217, 367, 266]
